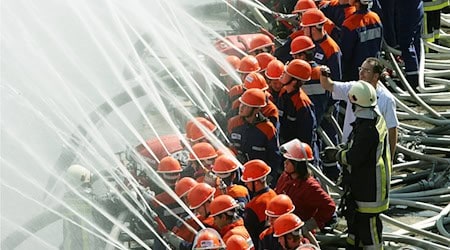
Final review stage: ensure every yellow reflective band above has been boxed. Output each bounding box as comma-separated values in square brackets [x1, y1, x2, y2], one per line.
[424, 0, 449, 12]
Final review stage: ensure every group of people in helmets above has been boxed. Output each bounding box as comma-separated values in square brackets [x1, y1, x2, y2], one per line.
[67, 0, 398, 249]
[148, 0, 395, 249]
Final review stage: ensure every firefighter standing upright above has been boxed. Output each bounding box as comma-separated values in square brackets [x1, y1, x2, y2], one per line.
[324, 80, 391, 249]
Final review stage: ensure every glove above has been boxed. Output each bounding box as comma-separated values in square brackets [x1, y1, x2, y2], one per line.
[320, 65, 331, 77]
[301, 218, 318, 235]
[204, 171, 219, 187]
[162, 231, 184, 248]
[322, 147, 339, 162]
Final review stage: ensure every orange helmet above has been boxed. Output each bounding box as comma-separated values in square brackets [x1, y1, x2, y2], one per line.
[192, 228, 226, 250]
[156, 156, 182, 173]
[241, 159, 271, 182]
[239, 88, 267, 108]
[212, 155, 239, 175]
[186, 117, 217, 142]
[248, 34, 275, 53]
[292, 0, 317, 14]
[265, 194, 296, 217]
[243, 72, 268, 90]
[220, 55, 241, 76]
[226, 235, 251, 250]
[209, 194, 239, 216]
[255, 52, 275, 71]
[188, 142, 218, 161]
[237, 55, 260, 74]
[188, 183, 216, 210]
[175, 177, 198, 198]
[280, 139, 314, 161]
[300, 9, 327, 27]
[265, 59, 285, 80]
[290, 36, 315, 55]
[285, 59, 312, 81]
[273, 213, 305, 237]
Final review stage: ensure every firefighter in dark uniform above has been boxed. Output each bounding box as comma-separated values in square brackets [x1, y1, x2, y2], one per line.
[241, 159, 277, 249]
[227, 88, 282, 180]
[340, 0, 382, 81]
[324, 80, 391, 249]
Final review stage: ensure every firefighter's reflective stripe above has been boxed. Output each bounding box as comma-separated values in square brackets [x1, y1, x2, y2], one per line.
[302, 84, 326, 95]
[424, 0, 449, 12]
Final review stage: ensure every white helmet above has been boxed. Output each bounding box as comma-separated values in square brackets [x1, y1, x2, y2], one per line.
[67, 164, 92, 184]
[348, 80, 377, 108]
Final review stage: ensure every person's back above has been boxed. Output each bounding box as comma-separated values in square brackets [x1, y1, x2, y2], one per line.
[340, 1, 382, 81]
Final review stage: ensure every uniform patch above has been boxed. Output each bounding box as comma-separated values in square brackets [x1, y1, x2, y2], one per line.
[314, 52, 324, 61]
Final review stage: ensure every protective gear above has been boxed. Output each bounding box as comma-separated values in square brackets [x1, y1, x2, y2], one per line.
[248, 34, 275, 53]
[175, 177, 198, 198]
[237, 55, 260, 74]
[273, 213, 305, 237]
[192, 228, 226, 250]
[209, 194, 239, 216]
[212, 155, 239, 175]
[265, 194, 295, 217]
[323, 147, 339, 162]
[238, 88, 267, 108]
[185, 117, 217, 142]
[285, 59, 312, 81]
[243, 72, 269, 90]
[220, 55, 241, 76]
[188, 183, 216, 210]
[290, 36, 315, 55]
[226, 235, 251, 250]
[188, 142, 218, 161]
[241, 159, 271, 182]
[265, 59, 285, 80]
[301, 218, 318, 235]
[280, 139, 314, 162]
[255, 53, 275, 71]
[296, 243, 320, 249]
[300, 9, 327, 27]
[348, 80, 377, 107]
[67, 164, 92, 184]
[292, 0, 317, 14]
[157, 156, 182, 173]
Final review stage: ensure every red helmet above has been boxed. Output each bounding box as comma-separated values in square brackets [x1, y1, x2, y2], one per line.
[248, 34, 275, 53]
[209, 194, 239, 216]
[255, 52, 275, 71]
[265, 59, 285, 80]
[239, 88, 267, 108]
[243, 72, 268, 90]
[300, 9, 327, 27]
[292, 0, 317, 14]
[220, 55, 241, 76]
[175, 177, 198, 198]
[212, 155, 239, 174]
[265, 194, 295, 217]
[188, 142, 218, 161]
[156, 156, 182, 173]
[280, 139, 314, 161]
[290, 36, 315, 55]
[226, 235, 251, 250]
[186, 117, 217, 142]
[188, 183, 216, 210]
[193, 228, 226, 250]
[237, 55, 260, 74]
[241, 159, 271, 182]
[273, 213, 305, 237]
[286, 59, 312, 81]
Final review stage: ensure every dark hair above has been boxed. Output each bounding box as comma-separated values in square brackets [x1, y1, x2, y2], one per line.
[292, 160, 311, 180]
[365, 57, 383, 74]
